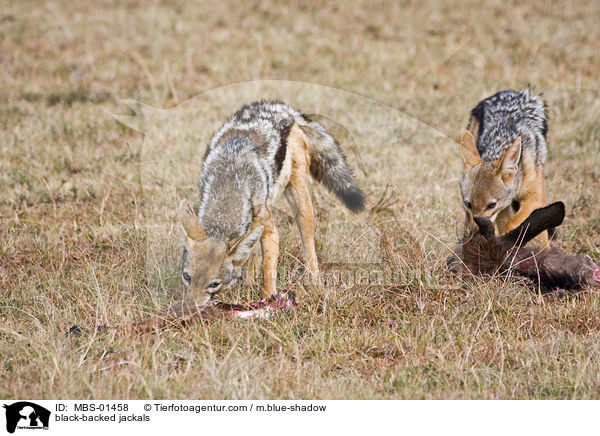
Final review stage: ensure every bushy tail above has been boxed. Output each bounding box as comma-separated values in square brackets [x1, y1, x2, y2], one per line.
[296, 117, 366, 213]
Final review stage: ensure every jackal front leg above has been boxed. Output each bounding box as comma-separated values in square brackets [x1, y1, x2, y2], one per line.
[257, 209, 279, 299]
[503, 168, 548, 247]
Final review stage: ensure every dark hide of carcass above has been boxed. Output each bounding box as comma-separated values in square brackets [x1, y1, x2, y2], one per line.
[449, 202, 600, 293]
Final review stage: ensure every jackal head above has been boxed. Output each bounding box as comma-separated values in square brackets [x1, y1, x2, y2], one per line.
[459, 130, 521, 225]
[178, 199, 263, 306]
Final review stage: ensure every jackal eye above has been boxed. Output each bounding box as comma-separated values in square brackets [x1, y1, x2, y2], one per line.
[207, 280, 221, 289]
[486, 201, 497, 210]
[182, 272, 191, 284]
[464, 200, 472, 209]
[206, 280, 222, 294]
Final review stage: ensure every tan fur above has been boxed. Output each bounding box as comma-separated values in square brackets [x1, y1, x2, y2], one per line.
[460, 131, 482, 170]
[460, 131, 549, 247]
[254, 124, 320, 297]
[254, 208, 279, 298]
[286, 125, 320, 282]
[178, 221, 227, 306]
[503, 167, 548, 246]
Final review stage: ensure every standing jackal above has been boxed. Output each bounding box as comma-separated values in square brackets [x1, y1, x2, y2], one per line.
[459, 89, 549, 245]
[179, 100, 365, 306]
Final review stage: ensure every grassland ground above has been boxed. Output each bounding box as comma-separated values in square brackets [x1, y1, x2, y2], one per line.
[1, 0, 600, 399]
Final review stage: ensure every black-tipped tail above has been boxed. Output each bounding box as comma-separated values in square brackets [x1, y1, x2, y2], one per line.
[330, 182, 365, 214]
[298, 118, 366, 213]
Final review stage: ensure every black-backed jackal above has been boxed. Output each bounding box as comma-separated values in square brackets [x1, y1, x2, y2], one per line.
[459, 89, 549, 246]
[179, 100, 365, 307]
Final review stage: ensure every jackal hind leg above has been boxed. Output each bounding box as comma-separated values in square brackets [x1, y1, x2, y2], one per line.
[286, 181, 320, 285]
[286, 124, 320, 287]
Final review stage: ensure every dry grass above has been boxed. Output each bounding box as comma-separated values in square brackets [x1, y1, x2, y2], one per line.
[1, 0, 600, 399]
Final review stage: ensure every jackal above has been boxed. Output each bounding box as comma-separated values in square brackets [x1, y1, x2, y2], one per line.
[179, 100, 365, 306]
[459, 89, 549, 245]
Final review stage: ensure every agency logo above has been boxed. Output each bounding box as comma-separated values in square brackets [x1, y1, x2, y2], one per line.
[2, 402, 50, 434]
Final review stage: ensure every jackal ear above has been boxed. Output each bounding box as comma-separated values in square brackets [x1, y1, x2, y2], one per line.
[460, 130, 482, 169]
[228, 226, 264, 263]
[179, 199, 206, 241]
[495, 137, 521, 176]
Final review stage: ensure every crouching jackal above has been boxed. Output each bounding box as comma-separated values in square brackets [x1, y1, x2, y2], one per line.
[179, 100, 365, 306]
[459, 89, 550, 246]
